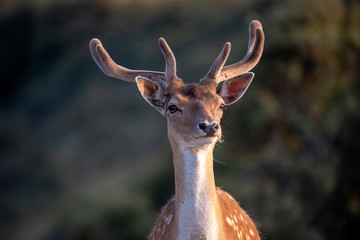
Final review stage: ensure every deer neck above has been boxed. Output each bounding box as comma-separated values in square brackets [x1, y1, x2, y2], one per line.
[171, 142, 220, 240]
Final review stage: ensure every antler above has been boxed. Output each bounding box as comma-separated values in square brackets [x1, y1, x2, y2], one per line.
[89, 37, 178, 88]
[204, 42, 231, 80]
[202, 20, 264, 85]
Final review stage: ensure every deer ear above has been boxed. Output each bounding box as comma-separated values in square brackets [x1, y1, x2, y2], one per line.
[135, 76, 167, 115]
[217, 72, 254, 105]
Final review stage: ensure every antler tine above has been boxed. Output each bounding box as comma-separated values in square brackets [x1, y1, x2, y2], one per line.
[89, 38, 168, 85]
[247, 20, 262, 53]
[159, 38, 177, 81]
[202, 42, 231, 82]
[216, 20, 265, 83]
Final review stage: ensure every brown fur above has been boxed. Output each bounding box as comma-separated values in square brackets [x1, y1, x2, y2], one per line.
[142, 80, 260, 240]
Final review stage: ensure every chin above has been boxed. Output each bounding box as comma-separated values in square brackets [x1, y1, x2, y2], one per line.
[172, 135, 219, 149]
[192, 136, 219, 148]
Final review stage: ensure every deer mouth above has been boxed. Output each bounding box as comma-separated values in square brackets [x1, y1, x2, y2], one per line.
[196, 134, 220, 140]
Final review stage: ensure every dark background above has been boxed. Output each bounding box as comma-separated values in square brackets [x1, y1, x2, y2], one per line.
[1, 0, 359, 239]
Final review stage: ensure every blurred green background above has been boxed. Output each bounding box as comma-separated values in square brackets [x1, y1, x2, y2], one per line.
[1, 0, 359, 239]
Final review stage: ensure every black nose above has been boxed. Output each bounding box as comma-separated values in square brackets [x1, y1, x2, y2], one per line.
[198, 122, 219, 135]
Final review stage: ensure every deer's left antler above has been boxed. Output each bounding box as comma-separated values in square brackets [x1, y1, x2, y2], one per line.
[89, 37, 179, 89]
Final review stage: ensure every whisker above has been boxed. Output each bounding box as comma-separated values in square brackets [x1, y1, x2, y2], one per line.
[214, 158, 227, 165]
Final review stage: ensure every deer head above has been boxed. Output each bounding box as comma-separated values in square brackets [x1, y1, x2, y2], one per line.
[90, 21, 264, 149]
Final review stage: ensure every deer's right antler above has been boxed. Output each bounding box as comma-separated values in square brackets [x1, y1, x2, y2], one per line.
[89, 38, 179, 88]
[201, 20, 264, 85]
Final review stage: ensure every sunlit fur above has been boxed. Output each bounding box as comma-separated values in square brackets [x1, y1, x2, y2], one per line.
[166, 83, 224, 148]
[141, 80, 260, 240]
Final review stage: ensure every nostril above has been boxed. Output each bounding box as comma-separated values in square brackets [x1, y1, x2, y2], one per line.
[199, 122, 207, 131]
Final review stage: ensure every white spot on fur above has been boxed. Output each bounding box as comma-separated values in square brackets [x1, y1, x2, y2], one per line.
[250, 229, 254, 236]
[165, 214, 173, 225]
[226, 216, 232, 226]
[162, 224, 166, 235]
[225, 192, 234, 200]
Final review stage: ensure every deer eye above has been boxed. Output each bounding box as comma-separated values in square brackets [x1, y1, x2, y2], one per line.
[219, 103, 226, 110]
[168, 105, 179, 114]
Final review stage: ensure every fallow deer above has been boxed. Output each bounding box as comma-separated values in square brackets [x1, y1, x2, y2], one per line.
[89, 20, 264, 240]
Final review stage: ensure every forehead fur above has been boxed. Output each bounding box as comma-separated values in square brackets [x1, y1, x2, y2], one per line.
[177, 83, 217, 100]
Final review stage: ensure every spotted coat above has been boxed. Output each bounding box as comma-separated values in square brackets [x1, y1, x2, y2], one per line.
[147, 188, 260, 240]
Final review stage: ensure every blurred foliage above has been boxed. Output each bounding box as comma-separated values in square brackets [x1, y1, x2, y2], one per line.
[0, 0, 359, 240]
